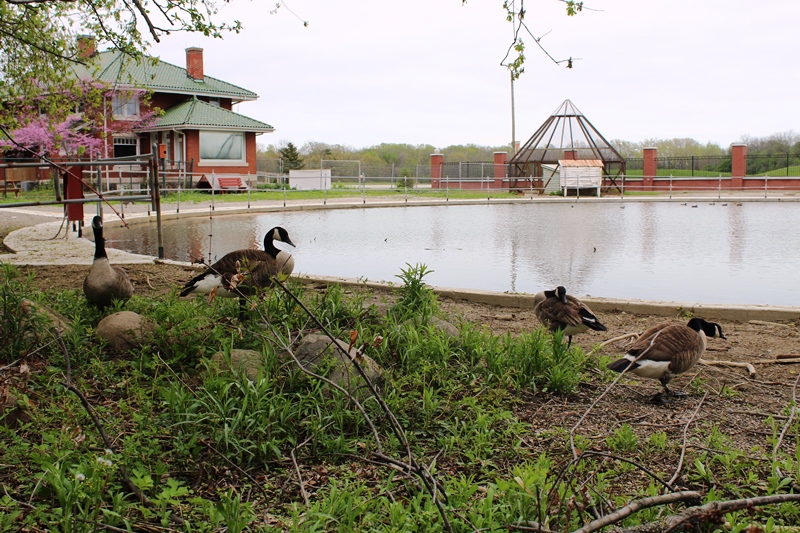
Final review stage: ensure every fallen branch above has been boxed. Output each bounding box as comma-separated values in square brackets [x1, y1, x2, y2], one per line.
[594, 332, 640, 352]
[698, 359, 756, 378]
[668, 392, 707, 487]
[773, 373, 800, 478]
[571, 491, 702, 533]
[55, 333, 152, 508]
[749, 320, 791, 327]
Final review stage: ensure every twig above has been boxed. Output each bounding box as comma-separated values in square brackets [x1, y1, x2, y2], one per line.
[571, 330, 664, 460]
[267, 279, 453, 532]
[290, 433, 317, 507]
[663, 493, 800, 533]
[571, 491, 702, 533]
[772, 373, 800, 477]
[594, 332, 640, 351]
[199, 439, 271, 504]
[697, 359, 756, 378]
[667, 392, 708, 487]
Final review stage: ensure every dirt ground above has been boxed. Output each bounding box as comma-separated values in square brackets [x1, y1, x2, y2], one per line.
[3, 213, 800, 474]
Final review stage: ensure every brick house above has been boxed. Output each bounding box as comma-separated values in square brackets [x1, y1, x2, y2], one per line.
[73, 39, 274, 180]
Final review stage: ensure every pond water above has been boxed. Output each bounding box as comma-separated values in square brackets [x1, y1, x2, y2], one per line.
[103, 201, 800, 307]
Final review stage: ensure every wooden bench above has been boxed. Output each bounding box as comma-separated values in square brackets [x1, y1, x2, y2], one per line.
[2, 182, 21, 197]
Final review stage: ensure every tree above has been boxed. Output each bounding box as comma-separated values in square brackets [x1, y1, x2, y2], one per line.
[0, 81, 157, 159]
[279, 142, 305, 173]
[0, 0, 242, 130]
[494, 0, 586, 78]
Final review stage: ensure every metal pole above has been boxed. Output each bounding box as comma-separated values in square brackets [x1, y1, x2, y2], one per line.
[150, 151, 164, 259]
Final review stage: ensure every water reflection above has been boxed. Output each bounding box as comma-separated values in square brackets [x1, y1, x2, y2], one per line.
[103, 202, 800, 306]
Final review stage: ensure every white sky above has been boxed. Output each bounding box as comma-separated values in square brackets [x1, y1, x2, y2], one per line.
[150, 0, 800, 150]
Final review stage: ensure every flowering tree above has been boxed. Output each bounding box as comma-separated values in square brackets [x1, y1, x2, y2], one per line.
[0, 81, 158, 160]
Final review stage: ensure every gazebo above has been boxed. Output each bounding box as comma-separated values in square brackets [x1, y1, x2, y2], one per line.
[508, 99, 625, 193]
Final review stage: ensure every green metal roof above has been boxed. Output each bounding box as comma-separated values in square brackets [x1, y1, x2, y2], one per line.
[73, 50, 258, 102]
[143, 98, 274, 133]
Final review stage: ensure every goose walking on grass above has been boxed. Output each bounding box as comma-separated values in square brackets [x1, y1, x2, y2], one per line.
[180, 226, 295, 317]
[606, 317, 726, 404]
[533, 286, 607, 347]
[83, 216, 134, 308]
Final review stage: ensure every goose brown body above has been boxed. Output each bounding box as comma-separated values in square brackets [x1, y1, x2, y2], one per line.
[83, 216, 134, 307]
[180, 226, 295, 300]
[607, 317, 726, 403]
[533, 286, 606, 346]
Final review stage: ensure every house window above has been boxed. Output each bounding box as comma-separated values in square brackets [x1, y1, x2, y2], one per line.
[112, 93, 139, 119]
[208, 97, 221, 107]
[113, 136, 138, 158]
[200, 131, 245, 163]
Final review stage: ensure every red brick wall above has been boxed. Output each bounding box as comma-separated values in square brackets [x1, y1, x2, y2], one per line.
[430, 153, 444, 188]
[186, 48, 204, 80]
[731, 144, 746, 189]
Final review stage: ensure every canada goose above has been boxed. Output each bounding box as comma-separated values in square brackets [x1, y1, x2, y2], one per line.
[83, 216, 134, 307]
[606, 317, 726, 404]
[533, 286, 607, 347]
[180, 226, 295, 316]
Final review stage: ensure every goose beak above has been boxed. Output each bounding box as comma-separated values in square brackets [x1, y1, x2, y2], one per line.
[285, 237, 296, 247]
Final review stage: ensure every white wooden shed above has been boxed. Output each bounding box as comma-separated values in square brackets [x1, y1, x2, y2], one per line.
[558, 159, 604, 196]
[289, 169, 331, 190]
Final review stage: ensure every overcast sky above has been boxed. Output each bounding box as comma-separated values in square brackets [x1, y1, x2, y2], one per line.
[150, 0, 800, 150]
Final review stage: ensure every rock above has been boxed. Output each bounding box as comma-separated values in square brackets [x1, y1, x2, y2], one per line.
[95, 311, 154, 351]
[281, 333, 385, 397]
[21, 299, 73, 337]
[210, 349, 263, 381]
[0, 389, 30, 428]
[400, 315, 460, 339]
[430, 316, 460, 338]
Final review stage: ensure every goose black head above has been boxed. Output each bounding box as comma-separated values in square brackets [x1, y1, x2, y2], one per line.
[266, 226, 295, 248]
[92, 216, 103, 230]
[687, 317, 727, 339]
[556, 285, 568, 304]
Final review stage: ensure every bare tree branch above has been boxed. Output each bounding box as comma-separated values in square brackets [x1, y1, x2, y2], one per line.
[571, 491, 702, 533]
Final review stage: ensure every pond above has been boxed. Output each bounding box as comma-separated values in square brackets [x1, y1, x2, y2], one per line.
[103, 201, 800, 307]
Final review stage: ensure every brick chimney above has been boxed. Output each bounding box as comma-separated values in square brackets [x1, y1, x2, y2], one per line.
[186, 47, 204, 81]
[77, 35, 96, 59]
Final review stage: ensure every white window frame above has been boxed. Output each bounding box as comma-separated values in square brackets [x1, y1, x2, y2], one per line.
[112, 93, 140, 120]
[199, 131, 247, 166]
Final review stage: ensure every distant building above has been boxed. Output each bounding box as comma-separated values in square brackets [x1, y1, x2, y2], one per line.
[72, 38, 274, 178]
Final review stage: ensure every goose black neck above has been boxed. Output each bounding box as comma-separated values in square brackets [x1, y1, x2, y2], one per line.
[263, 235, 280, 258]
[92, 223, 107, 260]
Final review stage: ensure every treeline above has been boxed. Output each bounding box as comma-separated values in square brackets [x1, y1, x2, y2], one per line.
[257, 132, 800, 169]
[257, 142, 512, 175]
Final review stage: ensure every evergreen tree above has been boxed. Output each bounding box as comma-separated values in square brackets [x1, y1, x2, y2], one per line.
[279, 142, 305, 173]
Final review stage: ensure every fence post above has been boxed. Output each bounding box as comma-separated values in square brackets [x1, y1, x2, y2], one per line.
[718, 174, 721, 199]
[177, 178, 181, 214]
[669, 174, 673, 198]
[765, 173, 768, 199]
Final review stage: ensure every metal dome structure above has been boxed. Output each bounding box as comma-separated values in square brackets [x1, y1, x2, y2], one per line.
[509, 99, 625, 191]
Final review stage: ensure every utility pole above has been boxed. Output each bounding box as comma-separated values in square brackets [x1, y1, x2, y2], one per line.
[510, 70, 516, 155]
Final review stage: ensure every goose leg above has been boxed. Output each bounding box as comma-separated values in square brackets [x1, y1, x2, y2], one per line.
[237, 297, 248, 321]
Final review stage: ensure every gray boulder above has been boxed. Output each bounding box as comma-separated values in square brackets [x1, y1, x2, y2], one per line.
[210, 349, 263, 381]
[281, 333, 385, 397]
[96, 311, 154, 351]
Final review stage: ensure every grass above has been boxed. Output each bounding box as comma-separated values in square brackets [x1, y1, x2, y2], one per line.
[1, 262, 799, 531]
